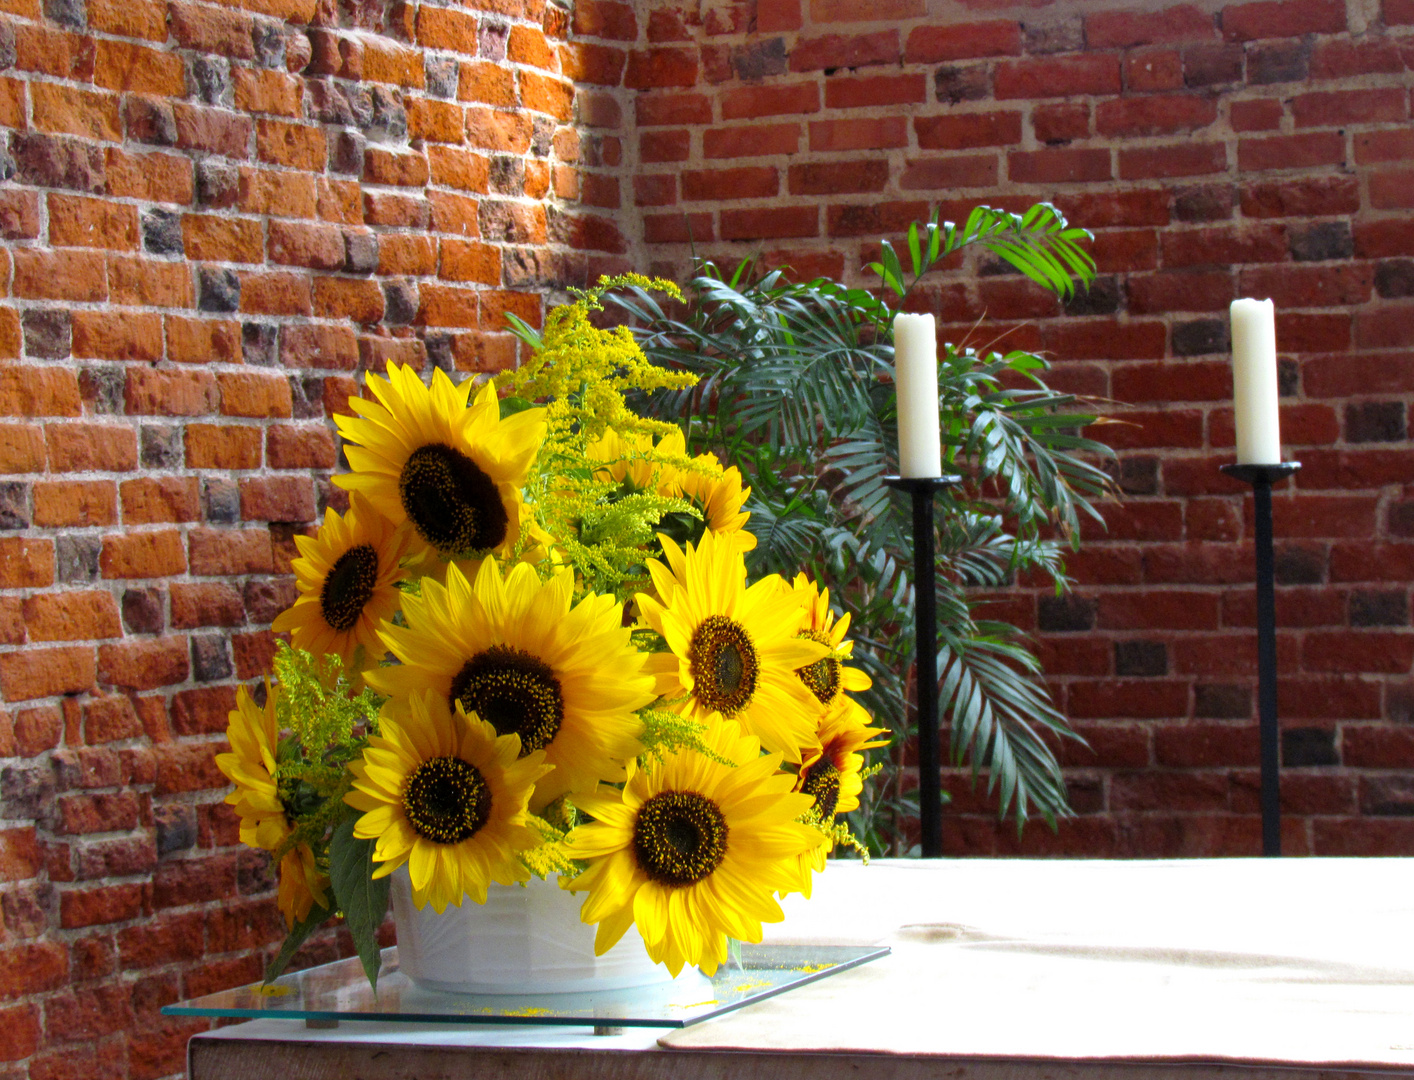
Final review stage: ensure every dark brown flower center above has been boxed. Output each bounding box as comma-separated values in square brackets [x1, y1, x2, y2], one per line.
[795, 631, 841, 705]
[449, 646, 563, 756]
[689, 615, 758, 717]
[402, 756, 491, 844]
[632, 790, 729, 886]
[800, 759, 842, 821]
[319, 544, 380, 632]
[398, 442, 508, 556]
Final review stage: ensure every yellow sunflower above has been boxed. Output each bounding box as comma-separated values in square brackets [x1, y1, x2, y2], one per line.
[215, 684, 330, 928]
[344, 690, 550, 912]
[271, 492, 408, 673]
[658, 430, 756, 552]
[333, 362, 546, 565]
[365, 559, 655, 809]
[637, 530, 828, 763]
[789, 696, 890, 895]
[787, 573, 873, 709]
[563, 718, 820, 976]
[586, 427, 658, 491]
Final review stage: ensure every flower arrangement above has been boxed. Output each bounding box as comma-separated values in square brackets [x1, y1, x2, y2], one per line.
[216, 275, 887, 988]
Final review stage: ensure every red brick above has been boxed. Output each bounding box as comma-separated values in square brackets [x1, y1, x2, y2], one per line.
[218, 372, 294, 418]
[120, 477, 201, 524]
[1087, 5, 1216, 47]
[1070, 680, 1191, 720]
[32, 83, 121, 141]
[33, 481, 118, 527]
[1230, 98, 1283, 131]
[188, 528, 273, 575]
[71, 311, 162, 362]
[48, 194, 139, 251]
[256, 118, 325, 170]
[1128, 270, 1235, 313]
[915, 111, 1023, 150]
[439, 239, 501, 285]
[1111, 358, 1229, 401]
[643, 212, 714, 244]
[182, 214, 263, 263]
[100, 530, 186, 580]
[1238, 264, 1371, 308]
[233, 630, 280, 680]
[790, 30, 898, 72]
[166, 316, 242, 364]
[899, 155, 1000, 190]
[1009, 148, 1112, 184]
[23, 592, 122, 643]
[98, 636, 189, 691]
[1292, 88, 1407, 128]
[1371, 170, 1414, 210]
[703, 123, 799, 159]
[0, 944, 69, 998]
[124, 369, 218, 417]
[1, 646, 95, 701]
[84, 695, 144, 743]
[624, 47, 698, 89]
[173, 102, 252, 159]
[1238, 133, 1345, 172]
[0, 426, 46, 472]
[1239, 176, 1360, 217]
[233, 68, 303, 117]
[107, 254, 194, 308]
[1221, 0, 1346, 40]
[11, 249, 107, 302]
[808, 116, 908, 152]
[105, 149, 194, 205]
[720, 206, 819, 241]
[996, 55, 1121, 100]
[268, 220, 344, 271]
[185, 424, 261, 470]
[682, 167, 778, 202]
[0, 537, 55, 588]
[60, 883, 144, 928]
[1097, 95, 1218, 138]
[238, 476, 316, 522]
[788, 160, 891, 196]
[1161, 223, 1286, 267]
[1311, 38, 1409, 78]
[1119, 142, 1227, 179]
[903, 20, 1020, 62]
[635, 93, 711, 128]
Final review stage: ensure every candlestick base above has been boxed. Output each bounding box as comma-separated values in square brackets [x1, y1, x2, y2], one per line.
[882, 475, 964, 492]
[1219, 460, 1299, 858]
[883, 474, 962, 858]
[1220, 462, 1301, 485]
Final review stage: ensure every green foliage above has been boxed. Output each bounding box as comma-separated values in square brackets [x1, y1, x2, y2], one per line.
[495, 274, 705, 601]
[637, 702, 734, 769]
[328, 819, 391, 991]
[273, 642, 383, 767]
[612, 203, 1118, 846]
[264, 898, 335, 985]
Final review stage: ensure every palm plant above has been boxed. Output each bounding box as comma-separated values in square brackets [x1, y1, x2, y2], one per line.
[611, 204, 1117, 854]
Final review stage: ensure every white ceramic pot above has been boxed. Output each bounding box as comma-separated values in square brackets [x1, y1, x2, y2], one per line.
[390, 868, 676, 995]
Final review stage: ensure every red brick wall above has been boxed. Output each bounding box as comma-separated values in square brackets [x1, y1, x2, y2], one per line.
[0, 0, 632, 1072]
[618, 0, 1414, 855]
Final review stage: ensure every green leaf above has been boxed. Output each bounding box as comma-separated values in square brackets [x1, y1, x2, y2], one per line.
[329, 819, 391, 991]
[264, 899, 334, 985]
[499, 395, 538, 419]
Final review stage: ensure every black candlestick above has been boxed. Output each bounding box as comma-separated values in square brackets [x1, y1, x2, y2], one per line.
[884, 474, 962, 858]
[1220, 461, 1301, 857]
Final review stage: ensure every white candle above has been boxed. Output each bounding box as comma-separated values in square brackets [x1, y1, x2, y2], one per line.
[893, 313, 942, 478]
[1229, 298, 1282, 465]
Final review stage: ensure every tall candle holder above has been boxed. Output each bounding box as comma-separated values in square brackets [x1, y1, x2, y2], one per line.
[884, 474, 962, 858]
[1220, 461, 1301, 857]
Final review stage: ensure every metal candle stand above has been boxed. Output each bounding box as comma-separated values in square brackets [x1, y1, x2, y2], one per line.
[884, 475, 962, 858]
[1219, 461, 1301, 857]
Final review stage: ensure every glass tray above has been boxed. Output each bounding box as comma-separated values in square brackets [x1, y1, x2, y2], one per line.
[163, 943, 889, 1030]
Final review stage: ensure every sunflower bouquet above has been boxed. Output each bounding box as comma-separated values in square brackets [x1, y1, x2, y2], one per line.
[216, 275, 887, 989]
